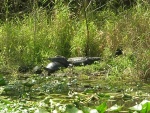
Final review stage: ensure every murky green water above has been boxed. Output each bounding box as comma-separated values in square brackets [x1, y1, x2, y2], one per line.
[1, 73, 150, 112]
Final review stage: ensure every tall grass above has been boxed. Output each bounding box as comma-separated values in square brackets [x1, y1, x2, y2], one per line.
[100, 1, 150, 78]
[0, 0, 149, 77]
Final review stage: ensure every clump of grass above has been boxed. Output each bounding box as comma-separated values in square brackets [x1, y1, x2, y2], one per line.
[70, 18, 109, 57]
[103, 1, 150, 78]
[48, 3, 74, 57]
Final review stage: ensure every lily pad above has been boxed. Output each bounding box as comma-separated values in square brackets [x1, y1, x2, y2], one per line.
[141, 100, 150, 113]
[65, 105, 83, 113]
[129, 100, 150, 112]
[96, 102, 107, 113]
[107, 104, 122, 112]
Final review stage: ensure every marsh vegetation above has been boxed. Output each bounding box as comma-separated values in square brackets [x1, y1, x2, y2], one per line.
[0, 0, 150, 112]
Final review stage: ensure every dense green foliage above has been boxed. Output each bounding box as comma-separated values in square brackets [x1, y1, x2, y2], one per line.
[0, 0, 149, 78]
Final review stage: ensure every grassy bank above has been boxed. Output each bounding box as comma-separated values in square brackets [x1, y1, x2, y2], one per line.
[0, 1, 149, 79]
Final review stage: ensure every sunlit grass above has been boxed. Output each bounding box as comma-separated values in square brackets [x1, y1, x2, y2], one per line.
[0, 1, 149, 79]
